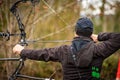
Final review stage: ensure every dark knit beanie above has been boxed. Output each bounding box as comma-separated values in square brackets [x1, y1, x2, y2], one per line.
[75, 17, 93, 37]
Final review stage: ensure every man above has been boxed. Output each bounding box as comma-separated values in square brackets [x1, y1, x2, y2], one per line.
[13, 17, 120, 80]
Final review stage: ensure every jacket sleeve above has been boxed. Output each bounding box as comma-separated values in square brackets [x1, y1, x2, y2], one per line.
[94, 32, 120, 58]
[20, 45, 68, 62]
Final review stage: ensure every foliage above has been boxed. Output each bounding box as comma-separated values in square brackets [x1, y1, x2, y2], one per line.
[101, 52, 119, 80]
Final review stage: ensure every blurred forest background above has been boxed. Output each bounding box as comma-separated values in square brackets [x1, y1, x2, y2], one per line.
[0, 0, 120, 80]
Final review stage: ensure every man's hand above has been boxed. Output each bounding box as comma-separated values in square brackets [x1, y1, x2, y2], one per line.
[13, 44, 24, 55]
[91, 34, 98, 42]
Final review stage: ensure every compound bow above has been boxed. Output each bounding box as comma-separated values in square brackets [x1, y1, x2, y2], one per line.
[0, 0, 54, 80]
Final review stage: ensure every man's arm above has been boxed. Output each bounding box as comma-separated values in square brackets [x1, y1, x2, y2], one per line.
[13, 44, 67, 62]
[93, 32, 120, 58]
[21, 47, 61, 61]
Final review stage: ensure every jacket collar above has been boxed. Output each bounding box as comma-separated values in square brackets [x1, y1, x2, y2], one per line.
[73, 36, 93, 41]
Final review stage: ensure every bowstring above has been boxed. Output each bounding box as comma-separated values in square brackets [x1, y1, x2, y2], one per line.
[26, 4, 36, 40]
[24, 6, 33, 27]
[27, 0, 75, 43]
[32, 1, 76, 25]
[42, 0, 69, 26]
[27, 23, 75, 43]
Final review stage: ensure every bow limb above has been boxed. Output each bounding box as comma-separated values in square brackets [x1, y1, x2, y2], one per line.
[10, 0, 27, 46]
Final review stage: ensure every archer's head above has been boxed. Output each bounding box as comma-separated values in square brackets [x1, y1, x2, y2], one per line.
[75, 17, 93, 37]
